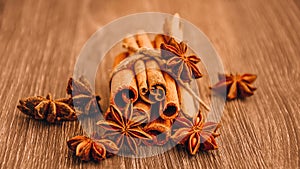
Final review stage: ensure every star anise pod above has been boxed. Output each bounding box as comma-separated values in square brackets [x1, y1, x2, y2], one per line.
[67, 135, 119, 162]
[160, 38, 202, 83]
[211, 73, 257, 100]
[171, 111, 220, 155]
[17, 93, 77, 123]
[97, 102, 152, 155]
[67, 77, 102, 115]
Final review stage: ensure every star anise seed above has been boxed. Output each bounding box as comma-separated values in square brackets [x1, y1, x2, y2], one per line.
[17, 93, 77, 123]
[211, 73, 257, 100]
[161, 38, 202, 83]
[97, 101, 152, 155]
[171, 111, 220, 155]
[67, 77, 102, 115]
[67, 135, 119, 162]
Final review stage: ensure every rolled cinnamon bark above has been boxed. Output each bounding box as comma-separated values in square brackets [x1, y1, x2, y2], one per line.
[142, 101, 172, 146]
[134, 60, 153, 104]
[161, 72, 179, 120]
[145, 59, 166, 103]
[136, 33, 153, 49]
[110, 69, 138, 109]
[143, 117, 172, 146]
[110, 52, 138, 109]
[122, 35, 139, 53]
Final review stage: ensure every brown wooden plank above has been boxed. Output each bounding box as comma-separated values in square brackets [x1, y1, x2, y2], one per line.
[0, 0, 299, 168]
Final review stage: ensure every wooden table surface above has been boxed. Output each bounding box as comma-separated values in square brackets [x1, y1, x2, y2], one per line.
[1, 0, 300, 168]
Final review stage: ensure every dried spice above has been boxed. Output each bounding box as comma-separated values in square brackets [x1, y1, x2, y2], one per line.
[161, 38, 202, 83]
[67, 135, 119, 162]
[211, 73, 257, 100]
[17, 96, 46, 116]
[97, 102, 152, 154]
[17, 93, 77, 123]
[171, 111, 220, 155]
[67, 77, 102, 115]
[143, 117, 172, 146]
[17, 14, 230, 163]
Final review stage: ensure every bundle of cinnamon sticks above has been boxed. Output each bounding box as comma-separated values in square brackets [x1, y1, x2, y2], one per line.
[107, 33, 186, 145]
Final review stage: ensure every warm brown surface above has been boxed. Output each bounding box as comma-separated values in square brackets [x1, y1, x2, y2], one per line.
[1, 0, 300, 168]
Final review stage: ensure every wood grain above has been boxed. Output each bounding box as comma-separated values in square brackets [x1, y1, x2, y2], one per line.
[0, 0, 300, 168]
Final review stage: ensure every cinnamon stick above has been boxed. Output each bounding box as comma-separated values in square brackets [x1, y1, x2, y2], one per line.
[134, 60, 154, 104]
[161, 72, 179, 120]
[122, 35, 139, 53]
[142, 101, 172, 146]
[145, 59, 166, 103]
[136, 32, 153, 49]
[143, 117, 172, 146]
[110, 52, 138, 109]
[110, 69, 138, 109]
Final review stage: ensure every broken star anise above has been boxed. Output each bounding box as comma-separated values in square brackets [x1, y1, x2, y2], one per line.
[171, 111, 220, 155]
[211, 73, 257, 100]
[67, 77, 102, 115]
[17, 93, 77, 123]
[67, 135, 119, 162]
[161, 38, 202, 83]
[97, 102, 152, 155]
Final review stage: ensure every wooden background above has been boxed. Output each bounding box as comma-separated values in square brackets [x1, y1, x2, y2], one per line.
[0, 0, 300, 168]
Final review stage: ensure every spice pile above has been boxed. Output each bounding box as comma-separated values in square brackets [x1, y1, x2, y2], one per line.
[17, 14, 257, 162]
